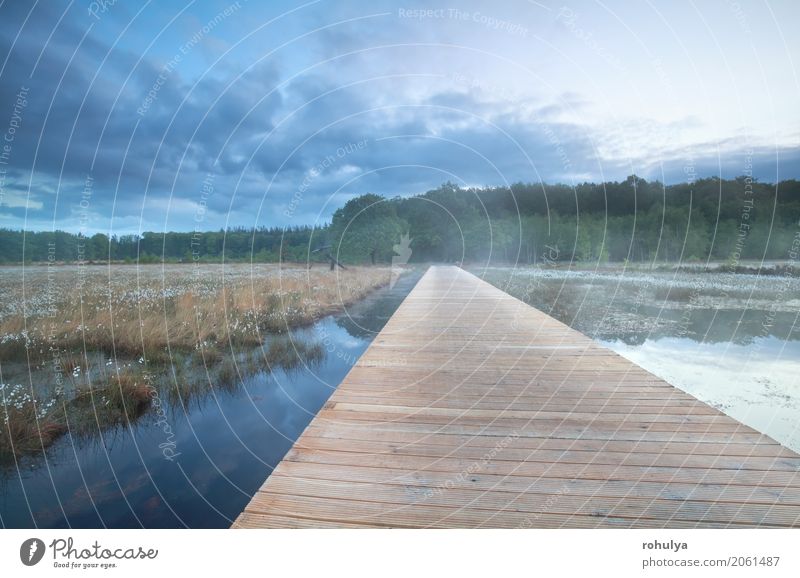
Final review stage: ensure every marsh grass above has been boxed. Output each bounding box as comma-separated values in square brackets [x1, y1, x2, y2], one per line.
[167, 337, 326, 405]
[0, 264, 392, 462]
[0, 265, 391, 362]
[1, 335, 327, 463]
[264, 338, 325, 371]
[0, 400, 67, 461]
[1, 371, 154, 464]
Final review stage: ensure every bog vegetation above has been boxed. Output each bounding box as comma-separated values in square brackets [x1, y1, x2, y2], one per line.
[0, 265, 390, 462]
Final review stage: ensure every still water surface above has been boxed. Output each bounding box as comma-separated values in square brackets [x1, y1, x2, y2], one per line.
[476, 266, 800, 454]
[4, 266, 798, 527]
[0, 271, 421, 528]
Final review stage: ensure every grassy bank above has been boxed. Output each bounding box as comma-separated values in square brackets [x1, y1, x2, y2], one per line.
[0, 264, 390, 361]
[0, 264, 391, 462]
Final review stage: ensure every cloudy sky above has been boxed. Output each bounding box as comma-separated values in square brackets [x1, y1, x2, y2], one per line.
[0, 0, 798, 233]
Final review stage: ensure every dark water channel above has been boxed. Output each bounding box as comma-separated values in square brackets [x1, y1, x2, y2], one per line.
[0, 271, 422, 528]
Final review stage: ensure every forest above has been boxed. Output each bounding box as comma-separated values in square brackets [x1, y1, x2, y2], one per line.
[2, 176, 798, 265]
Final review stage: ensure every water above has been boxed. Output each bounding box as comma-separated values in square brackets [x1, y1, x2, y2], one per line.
[604, 336, 800, 453]
[0, 271, 422, 528]
[4, 265, 798, 527]
[475, 266, 800, 454]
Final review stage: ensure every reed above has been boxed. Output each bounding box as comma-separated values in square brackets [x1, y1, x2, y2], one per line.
[0, 265, 391, 361]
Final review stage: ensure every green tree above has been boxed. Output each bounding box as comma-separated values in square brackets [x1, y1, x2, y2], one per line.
[329, 194, 406, 264]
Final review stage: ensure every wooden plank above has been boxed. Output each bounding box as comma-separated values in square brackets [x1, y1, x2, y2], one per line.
[296, 437, 800, 472]
[301, 421, 774, 445]
[267, 463, 800, 506]
[281, 448, 800, 487]
[232, 265, 800, 528]
[251, 476, 800, 526]
[238, 494, 788, 529]
[298, 426, 797, 457]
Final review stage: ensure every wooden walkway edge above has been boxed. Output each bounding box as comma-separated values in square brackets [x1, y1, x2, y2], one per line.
[233, 265, 800, 528]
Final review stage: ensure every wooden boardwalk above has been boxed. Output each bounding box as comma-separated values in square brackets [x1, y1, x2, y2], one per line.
[233, 266, 800, 528]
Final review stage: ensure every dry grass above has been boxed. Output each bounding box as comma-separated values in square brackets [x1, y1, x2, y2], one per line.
[1, 374, 154, 463]
[168, 337, 326, 404]
[0, 264, 391, 461]
[0, 400, 66, 460]
[0, 264, 391, 361]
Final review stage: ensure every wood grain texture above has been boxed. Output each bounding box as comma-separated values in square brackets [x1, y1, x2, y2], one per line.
[232, 266, 800, 528]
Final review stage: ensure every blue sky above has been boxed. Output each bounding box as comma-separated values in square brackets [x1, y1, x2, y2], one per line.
[0, 0, 798, 233]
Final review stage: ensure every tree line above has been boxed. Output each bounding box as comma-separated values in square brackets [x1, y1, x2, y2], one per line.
[0, 226, 316, 264]
[2, 176, 798, 265]
[330, 176, 799, 264]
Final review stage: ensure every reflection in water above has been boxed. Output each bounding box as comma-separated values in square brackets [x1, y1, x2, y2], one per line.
[3, 266, 796, 527]
[603, 336, 800, 454]
[476, 267, 800, 454]
[0, 270, 423, 528]
[335, 282, 412, 338]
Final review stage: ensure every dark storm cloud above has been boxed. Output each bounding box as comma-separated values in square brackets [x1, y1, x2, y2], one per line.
[1, 1, 797, 234]
[0, 2, 285, 231]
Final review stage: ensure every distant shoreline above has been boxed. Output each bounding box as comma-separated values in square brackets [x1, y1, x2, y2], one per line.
[1, 260, 796, 277]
